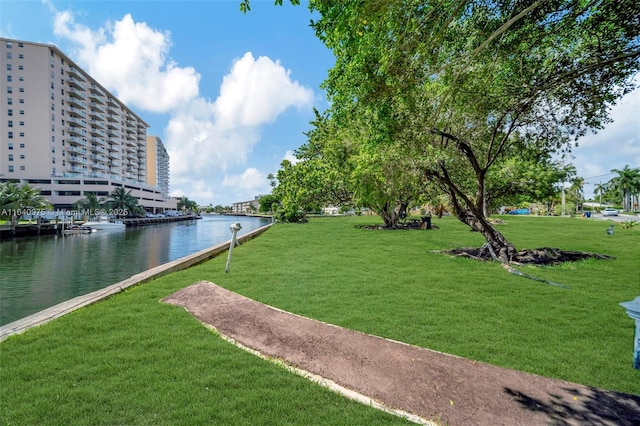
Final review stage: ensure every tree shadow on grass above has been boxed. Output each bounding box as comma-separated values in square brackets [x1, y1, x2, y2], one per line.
[505, 386, 640, 425]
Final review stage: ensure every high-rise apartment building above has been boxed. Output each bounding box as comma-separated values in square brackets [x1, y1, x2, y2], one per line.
[0, 38, 176, 212]
[146, 136, 170, 196]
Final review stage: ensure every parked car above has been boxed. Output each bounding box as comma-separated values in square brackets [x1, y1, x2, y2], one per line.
[508, 208, 530, 215]
[602, 208, 618, 216]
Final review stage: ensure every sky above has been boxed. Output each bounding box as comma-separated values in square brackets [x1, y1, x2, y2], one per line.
[1, 1, 638, 205]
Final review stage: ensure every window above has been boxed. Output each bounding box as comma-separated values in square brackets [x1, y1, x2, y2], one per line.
[20, 166, 25, 171]
[18, 43, 23, 47]
[8, 143, 13, 150]
[7, 75, 12, 82]
[7, 98, 11, 105]
[19, 154, 25, 159]
[19, 143, 25, 148]
[6, 52, 12, 59]
[18, 65, 23, 70]
[6, 63, 11, 71]
[19, 121, 23, 126]
[19, 132, 24, 137]
[19, 99, 24, 104]
[19, 54, 23, 59]
[7, 120, 12, 127]
[8, 132, 13, 139]
[6, 86, 12, 94]
[8, 166, 14, 172]
[8, 154, 14, 161]
[7, 109, 12, 116]
[6, 41, 12, 48]
[19, 88, 24, 92]
[18, 76, 23, 81]
[19, 110, 24, 115]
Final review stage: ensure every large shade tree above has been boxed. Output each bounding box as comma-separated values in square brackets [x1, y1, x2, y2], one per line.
[308, 0, 640, 261]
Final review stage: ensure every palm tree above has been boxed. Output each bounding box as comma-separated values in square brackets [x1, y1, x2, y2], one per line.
[104, 187, 143, 216]
[0, 182, 50, 220]
[568, 177, 585, 212]
[177, 196, 198, 213]
[609, 165, 640, 212]
[73, 193, 106, 217]
[593, 182, 607, 205]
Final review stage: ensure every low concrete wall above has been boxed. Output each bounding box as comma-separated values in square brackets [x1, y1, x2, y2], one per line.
[0, 223, 272, 342]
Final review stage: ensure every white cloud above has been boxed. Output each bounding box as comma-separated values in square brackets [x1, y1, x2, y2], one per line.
[54, 11, 200, 112]
[283, 149, 300, 165]
[214, 52, 314, 129]
[572, 84, 640, 197]
[222, 168, 268, 192]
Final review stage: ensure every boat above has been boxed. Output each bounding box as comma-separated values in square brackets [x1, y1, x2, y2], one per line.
[82, 216, 126, 230]
[63, 225, 94, 235]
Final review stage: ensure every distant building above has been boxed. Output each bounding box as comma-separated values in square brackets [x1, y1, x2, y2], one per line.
[232, 196, 261, 215]
[0, 37, 175, 211]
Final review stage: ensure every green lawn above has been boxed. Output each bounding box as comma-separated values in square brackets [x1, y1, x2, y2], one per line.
[1, 215, 638, 424]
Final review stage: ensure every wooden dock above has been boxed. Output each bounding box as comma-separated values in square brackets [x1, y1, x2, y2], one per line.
[0, 214, 201, 239]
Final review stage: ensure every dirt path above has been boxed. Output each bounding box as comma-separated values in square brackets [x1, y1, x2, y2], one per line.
[163, 281, 640, 425]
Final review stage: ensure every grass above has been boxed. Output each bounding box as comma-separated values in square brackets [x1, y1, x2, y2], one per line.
[1, 215, 639, 424]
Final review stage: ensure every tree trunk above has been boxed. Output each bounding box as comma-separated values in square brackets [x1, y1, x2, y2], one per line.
[456, 209, 518, 262]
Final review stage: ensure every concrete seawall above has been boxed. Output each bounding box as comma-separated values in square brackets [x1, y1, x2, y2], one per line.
[0, 223, 272, 342]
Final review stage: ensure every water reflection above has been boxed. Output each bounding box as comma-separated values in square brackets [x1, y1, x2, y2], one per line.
[0, 215, 269, 325]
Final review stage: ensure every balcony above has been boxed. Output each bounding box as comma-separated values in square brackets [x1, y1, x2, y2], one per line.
[66, 97, 87, 109]
[69, 165, 87, 173]
[107, 113, 119, 122]
[67, 145, 87, 155]
[67, 135, 87, 145]
[67, 106, 87, 118]
[67, 126, 87, 137]
[107, 129, 120, 138]
[89, 110, 105, 120]
[67, 155, 88, 165]
[67, 67, 86, 81]
[90, 153, 107, 161]
[67, 77, 86, 91]
[90, 145, 107, 154]
[90, 128, 105, 138]
[107, 151, 120, 159]
[89, 84, 105, 97]
[67, 87, 86, 100]
[92, 163, 106, 170]
[90, 137, 105, 145]
[67, 116, 87, 127]
[90, 119, 105, 129]
[90, 103, 105, 114]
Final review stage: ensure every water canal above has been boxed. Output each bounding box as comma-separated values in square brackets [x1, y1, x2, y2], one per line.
[0, 215, 270, 326]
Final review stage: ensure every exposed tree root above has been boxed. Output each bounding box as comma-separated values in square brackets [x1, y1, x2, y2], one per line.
[442, 245, 615, 289]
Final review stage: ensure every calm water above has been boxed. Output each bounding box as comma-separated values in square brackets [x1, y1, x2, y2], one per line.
[0, 215, 270, 325]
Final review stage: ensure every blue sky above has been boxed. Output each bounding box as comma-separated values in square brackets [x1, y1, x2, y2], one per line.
[1, 1, 638, 204]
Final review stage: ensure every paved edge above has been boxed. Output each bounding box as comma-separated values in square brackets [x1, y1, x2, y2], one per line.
[0, 223, 272, 342]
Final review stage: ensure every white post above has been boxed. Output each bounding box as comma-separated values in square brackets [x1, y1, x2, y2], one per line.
[225, 222, 242, 273]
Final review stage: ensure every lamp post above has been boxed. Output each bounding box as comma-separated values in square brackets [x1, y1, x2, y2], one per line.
[225, 222, 242, 273]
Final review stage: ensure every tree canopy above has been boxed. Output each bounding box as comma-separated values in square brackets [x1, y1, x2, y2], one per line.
[307, 0, 640, 261]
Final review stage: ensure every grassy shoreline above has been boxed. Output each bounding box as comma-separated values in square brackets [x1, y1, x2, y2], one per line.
[1, 215, 638, 424]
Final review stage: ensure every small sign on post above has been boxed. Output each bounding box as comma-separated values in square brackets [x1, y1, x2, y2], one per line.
[225, 222, 242, 273]
[620, 296, 640, 369]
